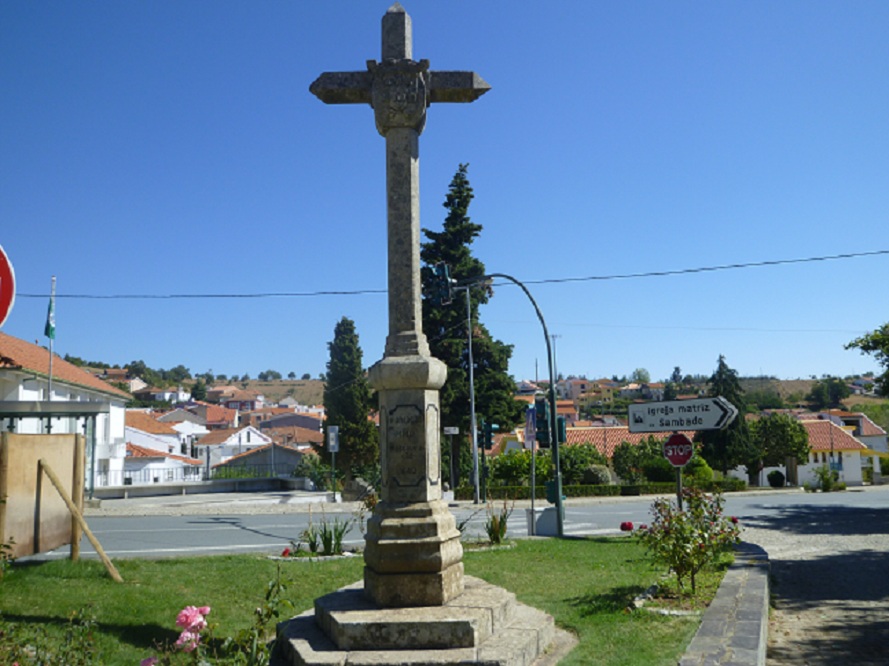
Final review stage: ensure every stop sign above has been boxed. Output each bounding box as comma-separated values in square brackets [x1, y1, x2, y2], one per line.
[663, 433, 694, 467]
[0, 245, 14, 328]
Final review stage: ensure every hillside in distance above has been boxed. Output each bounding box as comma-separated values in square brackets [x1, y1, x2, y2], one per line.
[238, 379, 325, 406]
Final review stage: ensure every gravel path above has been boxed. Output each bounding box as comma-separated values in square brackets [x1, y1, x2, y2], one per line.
[741, 488, 889, 666]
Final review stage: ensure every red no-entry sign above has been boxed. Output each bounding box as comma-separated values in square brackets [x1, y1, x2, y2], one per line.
[663, 433, 694, 468]
[0, 245, 15, 328]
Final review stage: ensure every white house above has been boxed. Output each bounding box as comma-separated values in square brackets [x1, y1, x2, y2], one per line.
[171, 420, 210, 458]
[195, 425, 272, 466]
[123, 443, 203, 486]
[0, 332, 130, 491]
[749, 418, 870, 487]
[125, 410, 180, 454]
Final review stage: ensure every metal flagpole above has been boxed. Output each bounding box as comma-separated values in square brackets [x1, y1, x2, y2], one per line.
[46, 275, 56, 403]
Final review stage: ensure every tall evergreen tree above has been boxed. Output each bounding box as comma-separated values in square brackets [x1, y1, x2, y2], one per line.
[697, 355, 755, 476]
[323, 317, 378, 480]
[421, 164, 524, 484]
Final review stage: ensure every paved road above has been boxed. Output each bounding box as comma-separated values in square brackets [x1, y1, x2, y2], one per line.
[738, 487, 889, 666]
[20, 486, 889, 564]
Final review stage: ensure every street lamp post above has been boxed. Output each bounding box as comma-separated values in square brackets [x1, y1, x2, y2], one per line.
[459, 272, 564, 536]
[453, 285, 481, 504]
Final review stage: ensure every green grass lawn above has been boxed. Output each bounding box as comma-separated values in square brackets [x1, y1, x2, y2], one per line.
[0, 537, 704, 665]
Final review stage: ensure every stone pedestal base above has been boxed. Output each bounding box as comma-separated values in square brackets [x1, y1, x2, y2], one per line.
[273, 576, 573, 666]
[363, 499, 464, 606]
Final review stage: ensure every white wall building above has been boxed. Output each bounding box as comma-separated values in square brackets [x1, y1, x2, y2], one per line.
[0, 332, 129, 491]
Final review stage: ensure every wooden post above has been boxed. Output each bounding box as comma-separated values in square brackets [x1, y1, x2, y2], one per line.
[0, 434, 8, 561]
[38, 458, 122, 583]
[70, 435, 85, 561]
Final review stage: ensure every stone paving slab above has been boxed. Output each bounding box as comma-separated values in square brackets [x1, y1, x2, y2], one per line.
[679, 542, 770, 666]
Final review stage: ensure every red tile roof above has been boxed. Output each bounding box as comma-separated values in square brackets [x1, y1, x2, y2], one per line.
[799, 419, 866, 452]
[125, 410, 178, 435]
[858, 415, 887, 437]
[126, 443, 202, 465]
[565, 426, 695, 459]
[264, 425, 324, 445]
[0, 332, 130, 399]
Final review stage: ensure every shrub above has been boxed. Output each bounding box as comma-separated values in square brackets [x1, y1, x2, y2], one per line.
[293, 456, 339, 491]
[709, 477, 747, 492]
[485, 499, 513, 545]
[638, 488, 741, 596]
[642, 456, 675, 483]
[767, 470, 785, 488]
[812, 464, 842, 492]
[560, 443, 608, 484]
[583, 464, 612, 485]
[683, 456, 714, 485]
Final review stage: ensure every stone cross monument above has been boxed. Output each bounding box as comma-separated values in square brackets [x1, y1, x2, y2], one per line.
[310, 4, 489, 608]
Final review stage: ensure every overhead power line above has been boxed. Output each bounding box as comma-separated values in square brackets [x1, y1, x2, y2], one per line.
[17, 249, 888, 300]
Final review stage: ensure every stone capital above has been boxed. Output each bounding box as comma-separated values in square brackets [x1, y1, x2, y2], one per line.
[369, 59, 430, 136]
[368, 354, 446, 391]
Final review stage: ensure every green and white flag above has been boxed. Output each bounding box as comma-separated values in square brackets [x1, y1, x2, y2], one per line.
[44, 291, 55, 340]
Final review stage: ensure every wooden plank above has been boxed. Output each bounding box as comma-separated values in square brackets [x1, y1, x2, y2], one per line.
[39, 459, 122, 583]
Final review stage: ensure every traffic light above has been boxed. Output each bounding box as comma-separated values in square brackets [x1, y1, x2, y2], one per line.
[431, 262, 454, 306]
[534, 396, 550, 447]
[483, 420, 499, 450]
[557, 415, 567, 444]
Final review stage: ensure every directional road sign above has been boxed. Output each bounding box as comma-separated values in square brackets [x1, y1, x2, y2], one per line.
[628, 397, 738, 433]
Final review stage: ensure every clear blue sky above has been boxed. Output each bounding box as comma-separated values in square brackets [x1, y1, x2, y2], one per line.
[2, 2, 887, 384]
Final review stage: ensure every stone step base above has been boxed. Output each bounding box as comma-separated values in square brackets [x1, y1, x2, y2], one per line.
[273, 577, 560, 666]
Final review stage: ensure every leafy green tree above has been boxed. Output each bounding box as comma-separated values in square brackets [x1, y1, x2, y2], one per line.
[163, 364, 191, 384]
[750, 413, 809, 471]
[258, 369, 283, 381]
[301, 373, 311, 380]
[631, 368, 651, 384]
[288, 372, 297, 380]
[612, 440, 640, 484]
[806, 376, 851, 410]
[558, 443, 608, 485]
[698, 355, 755, 476]
[663, 382, 678, 401]
[127, 359, 162, 388]
[421, 164, 524, 482]
[746, 388, 785, 411]
[191, 378, 208, 402]
[323, 317, 379, 480]
[670, 366, 683, 384]
[846, 323, 889, 396]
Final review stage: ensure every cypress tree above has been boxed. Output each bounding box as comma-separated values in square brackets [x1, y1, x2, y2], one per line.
[323, 317, 378, 480]
[698, 355, 755, 476]
[421, 164, 524, 485]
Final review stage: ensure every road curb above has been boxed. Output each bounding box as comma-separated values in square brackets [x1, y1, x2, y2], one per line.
[679, 541, 770, 666]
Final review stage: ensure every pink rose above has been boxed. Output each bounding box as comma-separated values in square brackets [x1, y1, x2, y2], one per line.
[140, 658, 158, 666]
[175, 630, 201, 652]
[176, 605, 208, 631]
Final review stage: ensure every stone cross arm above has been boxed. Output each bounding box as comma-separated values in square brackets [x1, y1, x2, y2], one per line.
[310, 68, 490, 105]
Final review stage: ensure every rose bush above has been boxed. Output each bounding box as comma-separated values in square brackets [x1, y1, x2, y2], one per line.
[637, 488, 740, 596]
